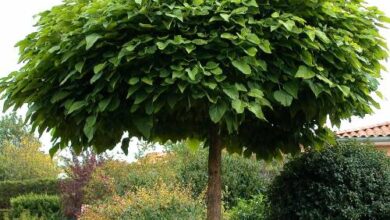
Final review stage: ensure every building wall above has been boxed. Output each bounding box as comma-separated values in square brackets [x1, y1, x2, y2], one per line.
[375, 144, 390, 156]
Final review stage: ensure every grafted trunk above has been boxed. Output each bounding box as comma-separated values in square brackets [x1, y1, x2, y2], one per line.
[206, 127, 222, 220]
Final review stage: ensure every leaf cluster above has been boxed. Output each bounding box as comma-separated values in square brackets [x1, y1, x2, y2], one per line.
[0, 0, 388, 158]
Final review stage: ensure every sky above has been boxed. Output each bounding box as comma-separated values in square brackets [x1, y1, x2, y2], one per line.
[0, 0, 390, 155]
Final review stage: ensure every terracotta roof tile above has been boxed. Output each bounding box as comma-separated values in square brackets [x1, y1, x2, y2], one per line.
[337, 122, 390, 138]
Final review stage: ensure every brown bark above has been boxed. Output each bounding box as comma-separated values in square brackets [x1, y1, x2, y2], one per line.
[206, 126, 222, 220]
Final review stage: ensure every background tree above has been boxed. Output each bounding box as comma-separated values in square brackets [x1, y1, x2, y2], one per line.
[0, 135, 60, 181]
[0, 0, 388, 219]
[59, 149, 104, 219]
[0, 113, 31, 149]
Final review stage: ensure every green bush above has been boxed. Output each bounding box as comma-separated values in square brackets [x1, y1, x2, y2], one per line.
[226, 194, 266, 220]
[0, 178, 59, 208]
[177, 146, 280, 208]
[10, 194, 61, 219]
[83, 144, 281, 210]
[268, 142, 390, 220]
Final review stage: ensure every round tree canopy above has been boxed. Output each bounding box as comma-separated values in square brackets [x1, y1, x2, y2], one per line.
[0, 0, 388, 158]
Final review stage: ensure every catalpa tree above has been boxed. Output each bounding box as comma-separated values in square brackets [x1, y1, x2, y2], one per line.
[0, 0, 388, 219]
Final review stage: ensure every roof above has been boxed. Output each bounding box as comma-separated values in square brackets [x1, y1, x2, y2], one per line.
[337, 122, 390, 138]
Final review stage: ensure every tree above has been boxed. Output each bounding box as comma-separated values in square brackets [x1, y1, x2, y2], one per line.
[0, 0, 388, 219]
[0, 135, 59, 181]
[0, 112, 31, 149]
[59, 150, 103, 218]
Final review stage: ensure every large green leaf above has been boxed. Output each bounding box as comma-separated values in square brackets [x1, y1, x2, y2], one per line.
[67, 101, 87, 114]
[209, 101, 228, 123]
[273, 90, 293, 107]
[85, 34, 102, 50]
[83, 115, 97, 141]
[222, 84, 239, 99]
[232, 59, 251, 75]
[283, 81, 299, 99]
[248, 103, 265, 120]
[231, 99, 245, 114]
[133, 116, 153, 137]
[295, 65, 315, 79]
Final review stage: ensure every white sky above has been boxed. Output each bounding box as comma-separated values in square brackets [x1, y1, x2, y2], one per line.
[0, 0, 389, 153]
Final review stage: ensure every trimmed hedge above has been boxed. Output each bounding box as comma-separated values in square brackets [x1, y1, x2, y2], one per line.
[10, 194, 61, 219]
[0, 179, 59, 208]
[268, 142, 390, 220]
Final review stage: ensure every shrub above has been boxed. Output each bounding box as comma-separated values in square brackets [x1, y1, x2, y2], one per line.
[80, 182, 205, 220]
[60, 151, 102, 218]
[0, 178, 59, 208]
[83, 155, 178, 204]
[83, 144, 281, 209]
[268, 142, 390, 220]
[226, 194, 266, 220]
[83, 166, 116, 204]
[177, 146, 280, 208]
[10, 194, 61, 219]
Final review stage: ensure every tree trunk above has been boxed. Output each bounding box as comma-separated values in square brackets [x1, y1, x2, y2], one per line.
[207, 127, 222, 220]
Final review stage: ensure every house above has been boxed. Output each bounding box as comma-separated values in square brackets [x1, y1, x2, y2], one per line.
[337, 122, 390, 156]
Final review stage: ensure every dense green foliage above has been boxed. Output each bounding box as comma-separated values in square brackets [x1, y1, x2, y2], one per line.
[0, 0, 388, 158]
[80, 183, 205, 220]
[268, 142, 390, 220]
[0, 179, 59, 208]
[84, 144, 280, 208]
[226, 194, 266, 220]
[10, 194, 61, 219]
[175, 146, 279, 208]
